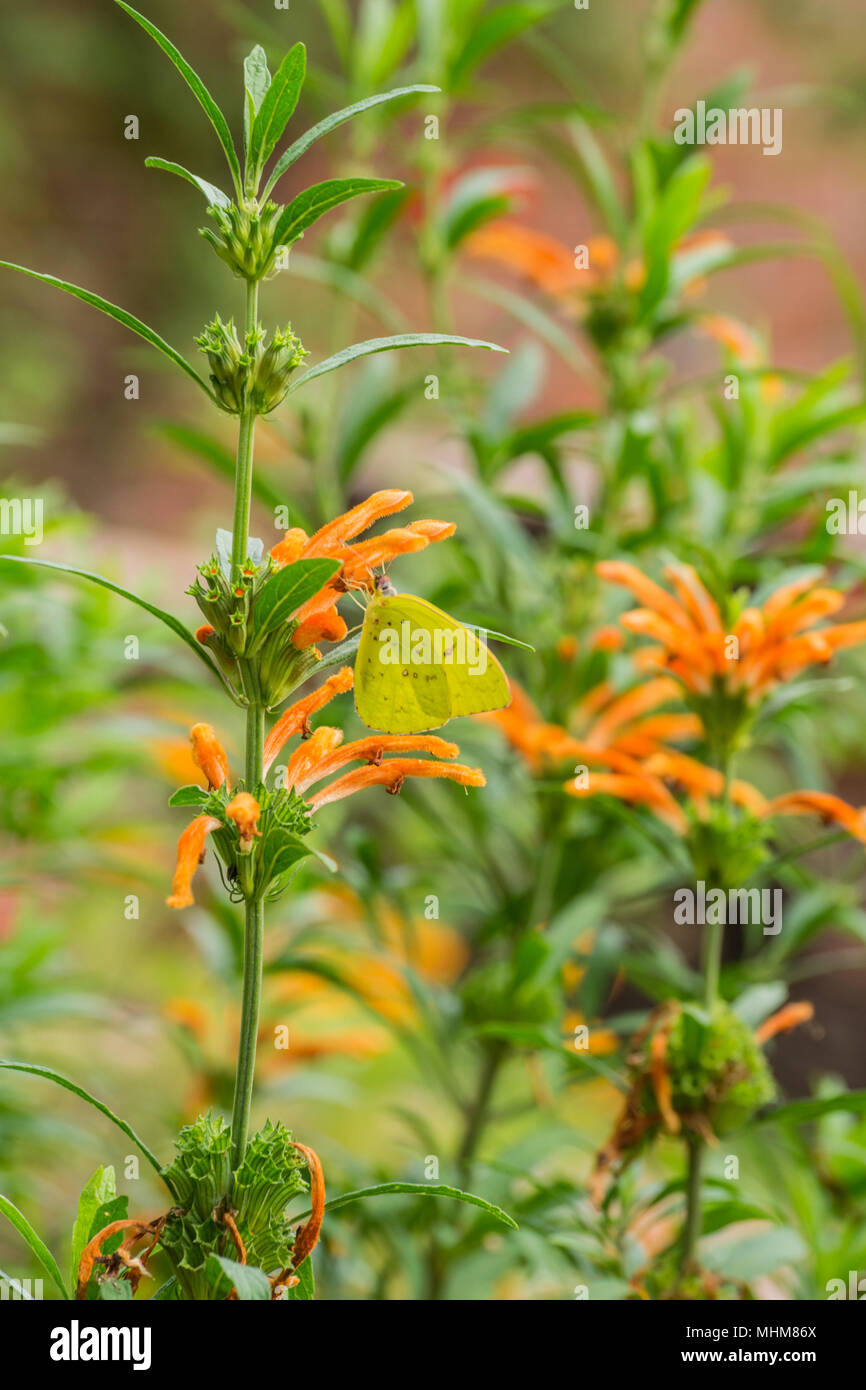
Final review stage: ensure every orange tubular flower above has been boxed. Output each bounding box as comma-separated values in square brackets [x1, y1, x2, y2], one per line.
[597, 560, 866, 703]
[760, 791, 866, 845]
[268, 491, 456, 648]
[754, 1001, 814, 1044]
[307, 759, 486, 811]
[262, 668, 355, 776]
[167, 815, 222, 909]
[190, 722, 230, 790]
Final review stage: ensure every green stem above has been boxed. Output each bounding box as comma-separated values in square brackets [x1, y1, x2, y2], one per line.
[228, 276, 265, 1174]
[457, 1040, 507, 1184]
[230, 892, 264, 1171]
[230, 280, 260, 581]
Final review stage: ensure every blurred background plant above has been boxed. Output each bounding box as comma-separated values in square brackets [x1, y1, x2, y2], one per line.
[2, 0, 866, 1299]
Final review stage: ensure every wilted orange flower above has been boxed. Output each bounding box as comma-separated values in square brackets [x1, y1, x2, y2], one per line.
[225, 792, 261, 846]
[597, 560, 866, 702]
[268, 490, 455, 652]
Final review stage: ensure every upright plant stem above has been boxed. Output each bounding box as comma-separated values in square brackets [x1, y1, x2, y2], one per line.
[228, 276, 266, 1173]
[680, 748, 730, 1273]
[230, 281, 259, 581]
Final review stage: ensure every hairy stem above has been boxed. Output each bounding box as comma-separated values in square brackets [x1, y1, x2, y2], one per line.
[230, 892, 265, 1171]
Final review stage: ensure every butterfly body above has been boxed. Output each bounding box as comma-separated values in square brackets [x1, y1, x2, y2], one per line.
[354, 584, 511, 733]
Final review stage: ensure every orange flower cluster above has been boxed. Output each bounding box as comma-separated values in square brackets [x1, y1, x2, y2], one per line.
[466, 222, 731, 310]
[268, 489, 455, 651]
[166, 668, 485, 909]
[598, 560, 866, 703]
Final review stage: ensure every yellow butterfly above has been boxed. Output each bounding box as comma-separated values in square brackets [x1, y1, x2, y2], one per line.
[354, 575, 512, 733]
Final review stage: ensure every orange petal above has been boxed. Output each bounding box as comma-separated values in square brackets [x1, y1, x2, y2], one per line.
[761, 790, 866, 844]
[663, 563, 723, 634]
[586, 677, 682, 746]
[296, 735, 459, 792]
[755, 1001, 814, 1044]
[189, 722, 230, 791]
[263, 669, 354, 776]
[596, 560, 696, 633]
[292, 609, 348, 650]
[284, 726, 344, 790]
[565, 770, 689, 834]
[166, 815, 222, 909]
[762, 573, 823, 621]
[303, 490, 413, 556]
[270, 528, 310, 568]
[466, 220, 583, 297]
[307, 759, 486, 810]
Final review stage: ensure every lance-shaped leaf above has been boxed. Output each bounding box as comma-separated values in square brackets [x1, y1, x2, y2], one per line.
[115, 1, 242, 195]
[0, 1061, 169, 1188]
[0, 1195, 69, 1300]
[0, 262, 215, 400]
[243, 44, 271, 153]
[0, 556, 232, 695]
[144, 157, 231, 208]
[273, 178, 403, 250]
[262, 85, 440, 197]
[250, 557, 342, 646]
[288, 332, 507, 393]
[248, 43, 306, 183]
[291, 1182, 518, 1230]
[206, 1254, 270, 1300]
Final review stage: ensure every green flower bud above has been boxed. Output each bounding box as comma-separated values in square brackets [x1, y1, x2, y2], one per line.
[200, 199, 284, 281]
[196, 314, 307, 416]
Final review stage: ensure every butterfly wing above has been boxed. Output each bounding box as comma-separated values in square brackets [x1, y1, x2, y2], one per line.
[407, 595, 511, 719]
[354, 594, 451, 733]
[354, 594, 511, 733]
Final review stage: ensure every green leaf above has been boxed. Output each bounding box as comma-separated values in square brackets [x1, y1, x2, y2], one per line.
[144, 157, 231, 207]
[206, 1254, 271, 1300]
[0, 262, 215, 399]
[450, 2, 558, 88]
[243, 45, 271, 155]
[0, 1060, 168, 1187]
[168, 785, 211, 808]
[0, 556, 230, 693]
[289, 333, 506, 393]
[286, 1255, 315, 1300]
[251, 558, 341, 645]
[262, 86, 440, 197]
[98, 1279, 133, 1300]
[115, 1, 242, 195]
[274, 178, 403, 250]
[295, 1182, 518, 1230]
[0, 1194, 68, 1299]
[756, 1090, 866, 1126]
[248, 43, 306, 181]
[70, 1166, 116, 1293]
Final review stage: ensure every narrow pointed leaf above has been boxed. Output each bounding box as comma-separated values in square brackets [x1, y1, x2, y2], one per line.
[206, 1254, 270, 1300]
[263, 85, 440, 197]
[292, 1182, 518, 1229]
[0, 557, 229, 693]
[144, 157, 231, 207]
[0, 1194, 69, 1300]
[288, 333, 507, 392]
[0, 262, 214, 399]
[0, 1061, 169, 1187]
[115, 1, 242, 194]
[243, 44, 271, 154]
[273, 178, 402, 250]
[287, 1255, 315, 1300]
[248, 43, 306, 178]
